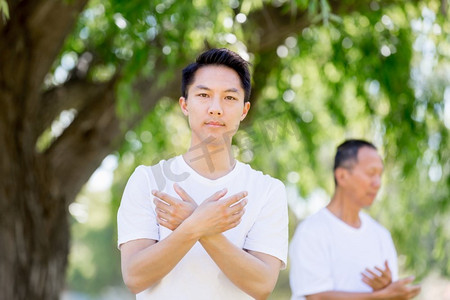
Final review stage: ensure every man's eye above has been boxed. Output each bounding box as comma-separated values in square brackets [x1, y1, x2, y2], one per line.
[225, 96, 237, 100]
[198, 93, 209, 97]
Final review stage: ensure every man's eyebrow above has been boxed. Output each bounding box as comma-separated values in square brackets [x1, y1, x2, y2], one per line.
[225, 88, 240, 94]
[193, 85, 241, 94]
[194, 85, 211, 91]
[367, 165, 384, 172]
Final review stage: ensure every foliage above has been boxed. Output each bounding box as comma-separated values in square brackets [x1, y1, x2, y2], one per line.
[0, 0, 8, 20]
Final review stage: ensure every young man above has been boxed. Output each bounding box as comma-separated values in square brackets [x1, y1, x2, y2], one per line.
[117, 48, 288, 299]
[289, 139, 421, 300]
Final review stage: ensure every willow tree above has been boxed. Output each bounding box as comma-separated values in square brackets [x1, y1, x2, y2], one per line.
[1, 0, 449, 299]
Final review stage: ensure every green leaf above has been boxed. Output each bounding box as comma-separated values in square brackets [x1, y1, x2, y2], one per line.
[0, 0, 9, 20]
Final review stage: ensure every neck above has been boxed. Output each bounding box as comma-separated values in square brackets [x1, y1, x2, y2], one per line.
[327, 188, 362, 228]
[183, 141, 236, 180]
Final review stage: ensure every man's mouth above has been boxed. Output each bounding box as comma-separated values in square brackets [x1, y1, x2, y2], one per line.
[205, 121, 225, 127]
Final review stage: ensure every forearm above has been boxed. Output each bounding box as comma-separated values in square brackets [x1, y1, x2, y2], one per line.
[305, 276, 421, 300]
[200, 234, 280, 300]
[306, 291, 384, 300]
[122, 220, 200, 293]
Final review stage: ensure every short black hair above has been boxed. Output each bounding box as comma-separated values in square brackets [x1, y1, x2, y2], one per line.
[333, 139, 377, 184]
[181, 48, 251, 102]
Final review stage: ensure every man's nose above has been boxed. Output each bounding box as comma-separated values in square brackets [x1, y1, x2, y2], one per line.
[208, 96, 223, 116]
[373, 175, 381, 189]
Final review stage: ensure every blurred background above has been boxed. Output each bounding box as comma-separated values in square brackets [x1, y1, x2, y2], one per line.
[1, 0, 449, 299]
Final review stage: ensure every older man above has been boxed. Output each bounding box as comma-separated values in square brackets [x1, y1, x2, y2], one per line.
[290, 139, 420, 300]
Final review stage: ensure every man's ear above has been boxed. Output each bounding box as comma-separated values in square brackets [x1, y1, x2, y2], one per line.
[335, 167, 349, 187]
[241, 101, 251, 121]
[179, 97, 188, 116]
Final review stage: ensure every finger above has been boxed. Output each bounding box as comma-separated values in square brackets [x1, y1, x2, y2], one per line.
[371, 277, 384, 286]
[229, 198, 248, 214]
[156, 215, 176, 231]
[361, 274, 379, 286]
[154, 197, 171, 209]
[155, 207, 171, 220]
[229, 208, 245, 223]
[205, 188, 228, 202]
[220, 220, 241, 232]
[361, 275, 372, 284]
[173, 183, 196, 204]
[365, 269, 381, 278]
[399, 276, 415, 285]
[228, 218, 242, 229]
[384, 260, 391, 272]
[409, 285, 421, 297]
[374, 266, 383, 274]
[225, 191, 248, 207]
[225, 212, 244, 230]
[374, 266, 389, 278]
[152, 190, 177, 206]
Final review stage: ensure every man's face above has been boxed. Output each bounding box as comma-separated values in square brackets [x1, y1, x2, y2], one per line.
[344, 147, 384, 208]
[179, 65, 250, 147]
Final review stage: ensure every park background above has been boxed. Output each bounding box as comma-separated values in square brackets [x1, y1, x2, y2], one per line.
[0, 0, 449, 299]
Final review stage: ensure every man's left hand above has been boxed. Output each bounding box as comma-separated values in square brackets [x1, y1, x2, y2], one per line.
[152, 183, 198, 230]
[361, 260, 392, 291]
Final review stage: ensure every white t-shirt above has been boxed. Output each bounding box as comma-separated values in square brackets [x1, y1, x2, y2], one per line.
[289, 208, 398, 300]
[118, 155, 288, 300]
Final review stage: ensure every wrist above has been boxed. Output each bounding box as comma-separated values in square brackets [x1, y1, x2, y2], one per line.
[178, 216, 202, 241]
[199, 233, 221, 243]
[371, 288, 386, 300]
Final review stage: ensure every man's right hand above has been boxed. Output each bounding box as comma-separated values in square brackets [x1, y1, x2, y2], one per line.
[305, 276, 420, 300]
[376, 276, 421, 299]
[189, 189, 248, 236]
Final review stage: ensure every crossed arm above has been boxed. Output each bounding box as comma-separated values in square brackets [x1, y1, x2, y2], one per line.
[305, 276, 420, 300]
[199, 234, 281, 299]
[304, 262, 420, 300]
[120, 184, 282, 299]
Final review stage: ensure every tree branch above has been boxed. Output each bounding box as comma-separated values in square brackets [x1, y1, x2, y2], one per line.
[0, 0, 88, 123]
[44, 63, 182, 204]
[441, 0, 448, 16]
[28, 0, 88, 87]
[43, 79, 119, 202]
[37, 79, 111, 138]
[246, 5, 310, 54]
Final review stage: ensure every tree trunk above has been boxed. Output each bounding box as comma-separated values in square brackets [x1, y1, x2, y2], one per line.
[0, 1, 87, 298]
[0, 96, 68, 299]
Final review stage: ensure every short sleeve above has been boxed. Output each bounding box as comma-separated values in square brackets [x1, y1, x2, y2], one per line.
[383, 231, 399, 281]
[243, 180, 289, 269]
[117, 166, 159, 248]
[289, 221, 334, 299]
